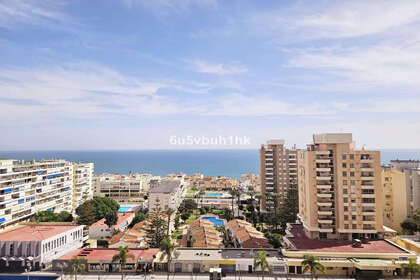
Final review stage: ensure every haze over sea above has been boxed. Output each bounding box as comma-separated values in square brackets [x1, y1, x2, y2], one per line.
[0, 150, 420, 178]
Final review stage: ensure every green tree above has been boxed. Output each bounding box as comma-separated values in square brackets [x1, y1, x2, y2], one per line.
[159, 237, 179, 280]
[145, 214, 168, 248]
[112, 246, 135, 280]
[178, 199, 197, 215]
[277, 187, 299, 232]
[301, 254, 325, 279]
[35, 210, 73, 222]
[401, 259, 420, 280]
[75, 202, 96, 226]
[254, 250, 272, 280]
[229, 188, 240, 218]
[130, 212, 146, 227]
[58, 211, 73, 222]
[255, 194, 263, 227]
[67, 257, 86, 280]
[413, 209, 420, 229]
[104, 210, 118, 230]
[165, 208, 175, 237]
[401, 218, 418, 235]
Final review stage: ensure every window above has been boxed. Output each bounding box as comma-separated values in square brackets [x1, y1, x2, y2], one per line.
[351, 198, 356, 203]
[352, 224, 357, 229]
[342, 171, 347, 177]
[343, 189, 347, 194]
[344, 224, 349, 229]
[343, 198, 348, 203]
[342, 155, 346, 160]
[344, 206, 348, 211]
[9, 244, 14, 255]
[349, 154, 354, 160]
[350, 163, 354, 168]
[343, 180, 347, 185]
[352, 206, 356, 211]
[344, 215, 348, 220]
[342, 163, 347, 168]
[350, 172, 355, 177]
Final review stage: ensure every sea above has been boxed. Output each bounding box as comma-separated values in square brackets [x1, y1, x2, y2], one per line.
[0, 149, 419, 178]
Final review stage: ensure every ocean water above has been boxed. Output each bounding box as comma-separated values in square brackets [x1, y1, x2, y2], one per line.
[0, 149, 419, 178]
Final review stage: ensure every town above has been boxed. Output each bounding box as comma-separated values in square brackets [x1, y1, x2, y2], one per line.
[0, 133, 419, 279]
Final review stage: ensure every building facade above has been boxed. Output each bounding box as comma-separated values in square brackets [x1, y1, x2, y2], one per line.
[0, 223, 85, 271]
[148, 180, 186, 211]
[0, 159, 74, 230]
[381, 169, 407, 231]
[88, 211, 135, 239]
[390, 160, 420, 171]
[94, 173, 157, 204]
[260, 140, 298, 212]
[298, 133, 385, 240]
[72, 162, 94, 210]
[403, 168, 420, 217]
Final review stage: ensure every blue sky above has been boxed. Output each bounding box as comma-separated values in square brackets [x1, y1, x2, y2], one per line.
[0, 0, 420, 150]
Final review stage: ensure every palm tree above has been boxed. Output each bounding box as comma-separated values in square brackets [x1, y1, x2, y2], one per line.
[160, 237, 179, 280]
[112, 246, 135, 280]
[255, 194, 263, 228]
[235, 190, 241, 217]
[67, 257, 86, 280]
[253, 250, 272, 280]
[401, 259, 420, 280]
[229, 188, 240, 219]
[165, 208, 175, 237]
[301, 254, 325, 279]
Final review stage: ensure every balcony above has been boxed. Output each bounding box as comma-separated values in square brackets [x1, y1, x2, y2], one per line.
[360, 168, 374, 172]
[318, 210, 333, 215]
[317, 185, 332, 189]
[316, 167, 331, 172]
[316, 151, 330, 155]
[317, 193, 332, 198]
[316, 159, 331, 164]
[317, 201, 332, 207]
[318, 219, 333, 224]
[361, 177, 374, 181]
[362, 220, 376, 225]
[316, 176, 332, 180]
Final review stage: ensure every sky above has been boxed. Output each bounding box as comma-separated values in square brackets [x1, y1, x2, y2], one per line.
[0, 0, 420, 150]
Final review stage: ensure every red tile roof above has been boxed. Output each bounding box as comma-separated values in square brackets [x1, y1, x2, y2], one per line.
[91, 212, 135, 228]
[59, 248, 159, 262]
[287, 224, 406, 253]
[0, 224, 81, 241]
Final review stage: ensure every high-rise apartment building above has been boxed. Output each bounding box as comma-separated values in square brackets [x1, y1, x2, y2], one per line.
[0, 159, 74, 229]
[403, 169, 420, 217]
[260, 140, 297, 212]
[381, 169, 407, 231]
[72, 162, 94, 210]
[297, 133, 384, 240]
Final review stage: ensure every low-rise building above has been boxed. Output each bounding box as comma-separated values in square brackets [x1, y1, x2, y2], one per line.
[282, 223, 416, 278]
[53, 248, 159, 273]
[226, 219, 271, 248]
[72, 162, 94, 210]
[0, 223, 85, 272]
[93, 173, 158, 204]
[187, 219, 222, 248]
[88, 212, 135, 239]
[196, 192, 232, 209]
[108, 221, 147, 248]
[148, 180, 186, 211]
[163, 248, 286, 274]
[194, 176, 239, 192]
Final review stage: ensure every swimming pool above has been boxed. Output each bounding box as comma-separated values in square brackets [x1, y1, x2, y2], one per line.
[202, 216, 224, 226]
[205, 192, 222, 196]
[118, 206, 132, 212]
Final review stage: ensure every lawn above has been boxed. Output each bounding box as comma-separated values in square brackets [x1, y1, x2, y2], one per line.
[185, 189, 198, 198]
[185, 209, 200, 224]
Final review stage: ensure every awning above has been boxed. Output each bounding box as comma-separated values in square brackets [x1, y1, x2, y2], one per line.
[350, 259, 396, 270]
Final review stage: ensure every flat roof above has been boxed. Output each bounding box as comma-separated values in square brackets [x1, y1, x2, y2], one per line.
[175, 249, 223, 261]
[287, 224, 407, 254]
[0, 224, 81, 241]
[91, 212, 135, 228]
[150, 180, 180, 194]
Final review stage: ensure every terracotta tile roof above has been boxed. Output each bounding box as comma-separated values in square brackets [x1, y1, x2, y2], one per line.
[189, 218, 222, 248]
[91, 212, 135, 229]
[58, 248, 159, 262]
[287, 224, 407, 253]
[227, 219, 270, 248]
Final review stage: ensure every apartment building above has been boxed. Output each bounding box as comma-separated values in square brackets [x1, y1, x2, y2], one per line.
[148, 180, 186, 211]
[0, 159, 74, 230]
[0, 223, 85, 271]
[404, 168, 420, 217]
[297, 133, 385, 240]
[260, 140, 298, 212]
[390, 159, 420, 171]
[94, 173, 157, 204]
[72, 162, 94, 210]
[381, 169, 407, 231]
[192, 176, 239, 192]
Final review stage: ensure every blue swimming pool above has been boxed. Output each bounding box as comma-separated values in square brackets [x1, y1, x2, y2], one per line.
[205, 192, 222, 196]
[118, 206, 132, 212]
[202, 216, 224, 226]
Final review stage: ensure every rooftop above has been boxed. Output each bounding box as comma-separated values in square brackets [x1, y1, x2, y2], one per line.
[59, 248, 159, 262]
[90, 212, 135, 228]
[286, 224, 407, 254]
[150, 180, 180, 194]
[0, 224, 81, 241]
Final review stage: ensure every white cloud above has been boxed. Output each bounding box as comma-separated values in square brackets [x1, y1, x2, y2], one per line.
[189, 59, 248, 75]
[204, 93, 333, 116]
[0, 0, 72, 29]
[253, 0, 420, 40]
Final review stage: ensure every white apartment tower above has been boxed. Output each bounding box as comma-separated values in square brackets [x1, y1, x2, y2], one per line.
[72, 162, 94, 210]
[0, 159, 74, 229]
